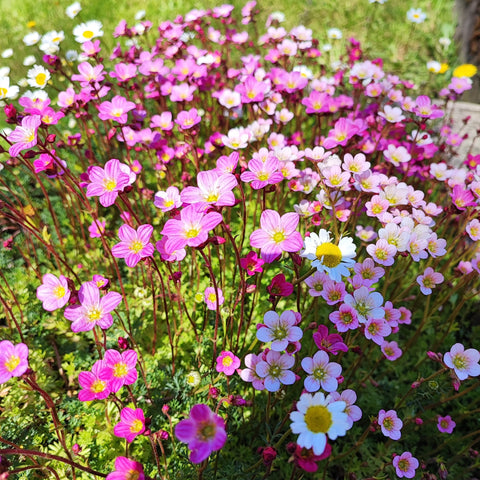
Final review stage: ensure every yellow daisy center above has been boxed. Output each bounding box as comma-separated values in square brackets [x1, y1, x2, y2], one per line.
[83, 30, 94, 39]
[315, 242, 342, 268]
[0, 87, 7, 97]
[5, 355, 21, 372]
[208, 293, 217, 303]
[35, 73, 47, 85]
[304, 405, 332, 433]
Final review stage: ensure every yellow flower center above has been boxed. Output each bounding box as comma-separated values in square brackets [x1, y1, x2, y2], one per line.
[126, 470, 140, 480]
[129, 240, 143, 254]
[222, 356, 233, 367]
[5, 355, 21, 372]
[91, 379, 107, 393]
[83, 30, 94, 39]
[315, 242, 342, 268]
[272, 231, 286, 244]
[304, 405, 332, 433]
[130, 419, 144, 433]
[208, 293, 217, 303]
[35, 73, 47, 85]
[185, 227, 200, 239]
[383, 417, 393, 430]
[87, 307, 102, 322]
[257, 172, 269, 181]
[163, 199, 174, 207]
[26, 131, 35, 143]
[206, 193, 219, 202]
[0, 87, 7, 98]
[113, 362, 128, 378]
[398, 459, 410, 472]
[452, 354, 467, 370]
[103, 179, 117, 192]
[53, 285, 66, 299]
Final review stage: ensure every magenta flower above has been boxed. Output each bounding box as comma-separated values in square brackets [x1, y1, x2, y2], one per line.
[114, 407, 146, 442]
[78, 360, 110, 401]
[381, 340, 403, 361]
[443, 343, 480, 381]
[98, 95, 136, 124]
[106, 456, 144, 480]
[437, 415, 456, 434]
[329, 304, 359, 332]
[267, 273, 294, 296]
[392, 452, 419, 479]
[450, 184, 476, 210]
[175, 108, 201, 129]
[0, 341, 29, 384]
[240, 251, 264, 275]
[175, 404, 227, 463]
[99, 349, 138, 393]
[302, 350, 342, 393]
[86, 158, 131, 207]
[216, 351, 240, 376]
[155, 237, 187, 262]
[111, 224, 154, 268]
[204, 287, 225, 311]
[64, 282, 122, 332]
[250, 210, 303, 262]
[154, 186, 182, 212]
[71, 61, 105, 86]
[161, 204, 223, 248]
[313, 325, 348, 355]
[235, 75, 268, 103]
[364, 318, 391, 345]
[322, 117, 360, 149]
[181, 170, 237, 206]
[255, 350, 296, 392]
[7, 114, 41, 157]
[256, 310, 303, 351]
[36, 273, 71, 311]
[378, 409, 403, 440]
[416, 267, 444, 295]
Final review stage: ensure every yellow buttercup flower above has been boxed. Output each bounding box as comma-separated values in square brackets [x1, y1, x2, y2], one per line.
[27, 21, 36, 29]
[439, 63, 449, 74]
[453, 64, 478, 78]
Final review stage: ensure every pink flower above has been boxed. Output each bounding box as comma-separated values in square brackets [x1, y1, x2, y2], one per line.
[364, 318, 391, 345]
[86, 158, 131, 207]
[322, 118, 360, 149]
[416, 267, 444, 295]
[366, 239, 397, 266]
[7, 115, 41, 157]
[71, 62, 105, 87]
[175, 404, 227, 463]
[443, 343, 480, 381]
[267, 273, 294, 296]
[343, 286, 384, 323]
[175, 108, 201, 129]
[378, 409, 402, 440]
[0, 341, 29, 384]
[98, 95, 136, 124]
[106, 456, 144, 480]
[451, 185, 476, 210]
[155, 237, 187, 262]
[392, 452, 419, 479]
[301, 350, 342, 392]
[216, 351, 240, 376]
[181, 170, 237, 206]
[204, 287, 224, 311]
[250, 210, 303, 262]
[154, 186, 182, 212]
[99, 349, 138, 393]
[36, 273, 71, 311]
[111, 224, 154, 267]
[256, 310, 303, 351]
[114, 407, 146, 442]
[328, 389, 362, 429]
[161, 204, 223, 248]
[255, 350, 296, 392]
[329, 304, 359, 332]
[78, 360, 110, 401]
[235, 75, 268, 103]
[88, 219, 106, 238]
[313, 325, 348, 355]
[239, 353, 265, 390]
[240, 251, 264, 275]
[437, 415, 456, 434]
[240, 156, 284, 190]
[64, 282, 122, 332]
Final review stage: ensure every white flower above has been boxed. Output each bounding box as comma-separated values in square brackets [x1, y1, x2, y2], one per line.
[439, 37, 451, 48]
[0, 77, 19, 100]
[27, 65, 51, 89]
[40, 31, 65, 54]
[1, 49, 13, 59]
[23, 55, 36, 67]
[65, 50, 79, 62]
[135, 9, 146, 20]
[66, 1, 82, 19]
[23, 31, 41, 46]
[301, 229, 356, 281]
[73, 20, 104, 43]
[426, 60, 441, 73]
[290, 392, 349, 455]
[327, 28, 342, 40]
[407, 8, 427, 24]
[270, 11, 285, 23]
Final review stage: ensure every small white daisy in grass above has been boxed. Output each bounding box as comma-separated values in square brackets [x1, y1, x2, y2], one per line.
[290, 392, 349, 455]
[73, 20, 104, 44]
[27, 65, 51, 89]
[301, 229, 356, 281]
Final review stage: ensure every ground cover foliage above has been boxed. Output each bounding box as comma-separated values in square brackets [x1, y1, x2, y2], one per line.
[0, 1, 479, 479]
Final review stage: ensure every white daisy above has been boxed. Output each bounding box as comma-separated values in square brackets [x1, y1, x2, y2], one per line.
[23, 31, 41, 46]
[290, 392, 349, 455]
[27, 65, 51, 89]
[300, 229, 356, 281]
[1, 49, 13, 59]
[73, 20, 104, 43]
[0, 77, 19, 100]
[23, 55, 36, 66]
[66, 1, 82, 19]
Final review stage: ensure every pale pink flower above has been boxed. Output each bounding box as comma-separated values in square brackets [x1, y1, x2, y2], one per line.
[416, 267, 444, 295]
[437, 415, 456, 434]
[240, 156, 284, 190]
[304, 271, 329, 297]
[378, 409, 402, 440]
[64, 282, 122, 332]
[329, 304, 359, 332]
[181, 170, 237, 206]
[384, 144, 411, 166]
[327, 389, 362, 429]
[301, 350, 342, 392]
[378, 105, 405, 123]
[154, 186, 182, 212]
[36, 273, 71, 311]
[444, 343, 480, 381]
[364, 318, 391, 345]
[255, 350, 296, 392]
[239, 353, 265, 390]
[466, 219, 480, 241]
[175, 108, 201, 129]
[71, 61, 105, 86]
[98, 95, 136, 124]
[111, 224, 154, 268]
[249, 210, 303, 262]
[7, 115, 41, 157]
[392, 452, 419, 479]
[256, 310, 303, 351]
[343, 286, 384, 323]
[204, 287, 224, 311]
[381, 340, 402, 361]
[366, 239, 397, 266]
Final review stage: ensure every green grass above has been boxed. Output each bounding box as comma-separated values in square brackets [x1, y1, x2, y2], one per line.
[0, 0, 458, 93]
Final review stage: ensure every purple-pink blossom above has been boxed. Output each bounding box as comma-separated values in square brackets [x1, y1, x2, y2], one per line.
[0, 341, 29, 384]
[378, 409, 402, 440]
[114, 407, 146, 442]
[392, 452, 419, 479]
[98, 349, 138, 393]
[443, 343, 480, 381]
[301, 350, 342, 392]
[36, 273, 71, 311]
[111, 224, 154, 267]
[78, 360, 110, 401]
[98, 95, 136, 124]
[256, 310, 303, 351]
[416, 267, 444, 295]
[7, 115, 41, 157]
[255, 350, 296, 392]
[216, 351, 240, 376]
[106, 456, 144, 480]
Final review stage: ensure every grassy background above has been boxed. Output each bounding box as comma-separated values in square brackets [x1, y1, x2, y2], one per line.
[0, 0, 458, 92]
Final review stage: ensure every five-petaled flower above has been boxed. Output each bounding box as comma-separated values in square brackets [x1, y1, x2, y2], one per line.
[111, 224, 155, 267]
[0, 340, 29, 384]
